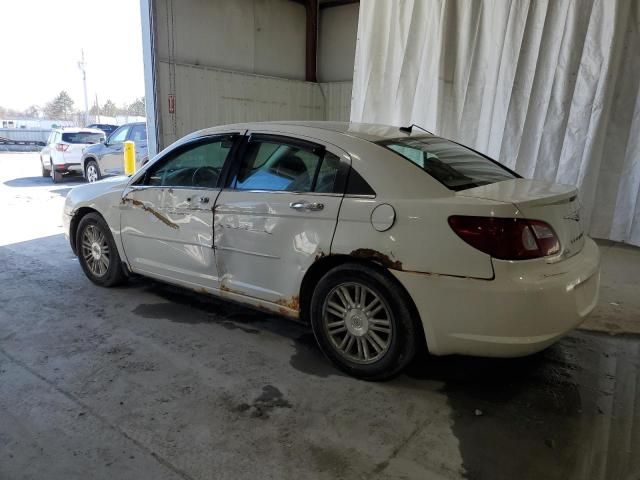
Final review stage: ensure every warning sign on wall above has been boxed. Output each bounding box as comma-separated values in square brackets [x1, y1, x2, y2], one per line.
[168, 94, 175, 114]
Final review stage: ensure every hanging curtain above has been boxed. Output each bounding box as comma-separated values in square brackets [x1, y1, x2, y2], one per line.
[351, 0, 640, 246]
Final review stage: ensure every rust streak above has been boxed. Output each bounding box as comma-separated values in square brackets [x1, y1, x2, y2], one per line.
[123, 197, 179, 230]
[275, 296, 300, 312]
[350, 248, 403, 271]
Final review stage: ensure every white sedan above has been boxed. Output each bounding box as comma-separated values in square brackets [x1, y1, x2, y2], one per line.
[63, 122, 600, 379]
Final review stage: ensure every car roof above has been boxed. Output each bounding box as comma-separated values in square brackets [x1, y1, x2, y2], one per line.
[196, 121, 433, 143]
[56, 127, 105, 134]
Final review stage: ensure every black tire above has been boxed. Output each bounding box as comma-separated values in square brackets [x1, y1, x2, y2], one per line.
[76, 213, 126, 287]
[310, 263, 419, 380]
[41, 157, 50, 177]
[51, 168, 63, 183]
[85, 159, 101, 183]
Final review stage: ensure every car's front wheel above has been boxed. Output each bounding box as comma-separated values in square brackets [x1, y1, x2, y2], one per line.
[85, 159, 101, 183]
[310, 263, 419, 380]
[76, 213, 126, 287]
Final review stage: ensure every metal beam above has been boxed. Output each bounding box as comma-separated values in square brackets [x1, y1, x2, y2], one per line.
[320, 0, 359, 9]
[304, 0, 318, 82]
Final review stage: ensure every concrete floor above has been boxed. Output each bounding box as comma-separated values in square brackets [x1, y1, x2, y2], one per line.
[1, 153, 639, 480]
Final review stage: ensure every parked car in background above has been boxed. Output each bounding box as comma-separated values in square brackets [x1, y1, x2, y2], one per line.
[81, 122, 148, 183]
[40, 127, 105, 183]
[63, 121, 600, 380]
[86, 123, 119, 136]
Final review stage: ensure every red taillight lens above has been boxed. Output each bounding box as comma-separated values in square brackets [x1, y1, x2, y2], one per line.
[448, 216, 560, 260]
[55, 143, 69, 152]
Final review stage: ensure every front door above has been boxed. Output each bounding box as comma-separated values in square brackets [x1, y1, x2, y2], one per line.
[214, 133, 349, 315]
[121, 135, 238, 289]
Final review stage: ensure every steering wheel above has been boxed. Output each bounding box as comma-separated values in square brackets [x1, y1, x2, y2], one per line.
[191, 166, 219, 187]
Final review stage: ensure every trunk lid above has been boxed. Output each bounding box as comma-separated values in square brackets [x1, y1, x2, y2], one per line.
[457, 179, 585, 259]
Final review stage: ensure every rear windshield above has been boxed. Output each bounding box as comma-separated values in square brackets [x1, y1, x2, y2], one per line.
[377, 136, 517, 191]
[62, 132, 104, 144]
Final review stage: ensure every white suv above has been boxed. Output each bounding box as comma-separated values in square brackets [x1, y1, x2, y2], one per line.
[40, 128, 105, 183]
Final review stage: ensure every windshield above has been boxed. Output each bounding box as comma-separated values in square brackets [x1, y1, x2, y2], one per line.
[377, 136, 517, 191]
[62, 132, 104, 144]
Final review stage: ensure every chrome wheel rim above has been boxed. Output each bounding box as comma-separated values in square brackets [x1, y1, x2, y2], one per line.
[86, 165, 98, 183]
[322, 282, 393, 364]
[81, 225, 110, 277]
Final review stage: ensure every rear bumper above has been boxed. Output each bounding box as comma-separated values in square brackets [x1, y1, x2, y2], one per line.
[53, 162, 82, 173]
[392, 237, 601, 357]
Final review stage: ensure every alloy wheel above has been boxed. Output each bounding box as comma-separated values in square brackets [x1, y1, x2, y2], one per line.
[322, 282, 393, 364]
[81, 224, 110, 277]
[86, 164, 98, 183]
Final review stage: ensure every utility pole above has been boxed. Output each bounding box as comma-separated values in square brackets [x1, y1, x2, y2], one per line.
[78, 49, 89, 126]
[95, 93, 100, 123]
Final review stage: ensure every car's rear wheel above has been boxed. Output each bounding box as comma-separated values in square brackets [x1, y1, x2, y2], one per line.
[40, 157, 50, 177]
[76, 213, 126, 287]
[51, 168, 62, 183]
[85, 160, 101, 183]
[310, 263, 419, 380]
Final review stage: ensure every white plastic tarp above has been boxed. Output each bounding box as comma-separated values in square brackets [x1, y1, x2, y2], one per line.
[351, 0, 640, 246]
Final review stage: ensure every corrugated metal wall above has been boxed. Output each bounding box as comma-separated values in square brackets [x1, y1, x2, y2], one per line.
[158, 61, 352, 147]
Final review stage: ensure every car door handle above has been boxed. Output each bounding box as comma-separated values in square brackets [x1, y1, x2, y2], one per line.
[289, 200, 324, 211]
[199, 196, 210, 204]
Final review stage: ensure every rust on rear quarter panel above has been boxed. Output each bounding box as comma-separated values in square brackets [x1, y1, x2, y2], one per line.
[350, 248, 403, 271]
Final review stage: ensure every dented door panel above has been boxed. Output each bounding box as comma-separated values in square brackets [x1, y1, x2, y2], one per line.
[121, 186, 220, 287]
[214, 191, 342, 315]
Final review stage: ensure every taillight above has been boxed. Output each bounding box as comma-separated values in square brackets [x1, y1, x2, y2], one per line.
[55, 143, 69, 152]
[448, 216, 560, 260]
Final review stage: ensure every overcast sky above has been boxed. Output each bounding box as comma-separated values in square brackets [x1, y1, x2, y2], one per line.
[1, 0, 145, 112]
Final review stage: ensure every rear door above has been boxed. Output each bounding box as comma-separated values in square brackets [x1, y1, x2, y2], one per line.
[101, 125, 130, 174]
[121, 134, 239, 288]
[213, 132, 349, 315]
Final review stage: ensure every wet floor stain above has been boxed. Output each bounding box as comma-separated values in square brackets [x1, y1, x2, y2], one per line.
[234, 385, 292, 419]
[402, 332, 640, 480]
[289, 332, 346, 378]
[132, 302, 261, 334]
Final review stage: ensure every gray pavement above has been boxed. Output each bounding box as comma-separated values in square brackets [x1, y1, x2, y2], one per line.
[1, 153, 639, 480]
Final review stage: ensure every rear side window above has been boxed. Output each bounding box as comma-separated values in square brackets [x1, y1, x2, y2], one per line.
[378, 136, 516, 191]
[62, 132, 104, 144]
[233, 138, 342, 193]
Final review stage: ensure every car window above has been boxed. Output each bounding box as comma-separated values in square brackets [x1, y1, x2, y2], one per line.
[129, 125, 147, 142]
[61, 132, 104, 144]
[233, 139, 339, 193]
[47, 132, 56, 144]
[146, 137, 234, 188]
[108, 126, 129, 144]
[378, 136, 517, 191]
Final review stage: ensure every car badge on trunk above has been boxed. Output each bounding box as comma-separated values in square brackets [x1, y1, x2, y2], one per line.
[564, 211, 580, 222]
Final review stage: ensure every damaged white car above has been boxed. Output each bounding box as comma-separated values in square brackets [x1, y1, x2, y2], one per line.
[64, 121, 600, 379]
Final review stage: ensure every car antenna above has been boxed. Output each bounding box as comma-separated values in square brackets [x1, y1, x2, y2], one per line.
[398, 124, 434, 135]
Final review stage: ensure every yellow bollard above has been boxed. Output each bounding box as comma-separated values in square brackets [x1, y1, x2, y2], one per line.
[124, 140, 136, 175]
